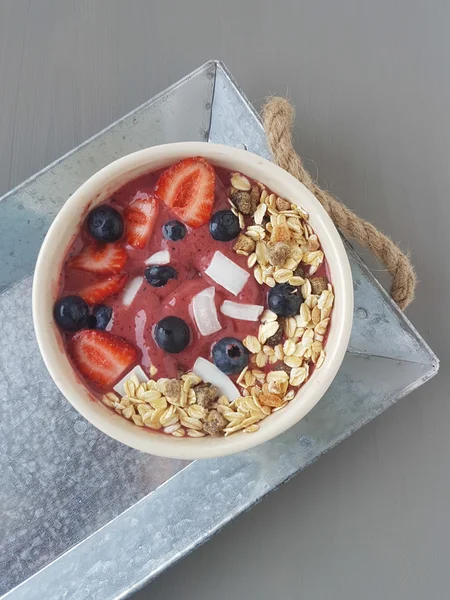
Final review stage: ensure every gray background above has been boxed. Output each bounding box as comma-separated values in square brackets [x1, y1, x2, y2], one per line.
[1, 1, 448, 599]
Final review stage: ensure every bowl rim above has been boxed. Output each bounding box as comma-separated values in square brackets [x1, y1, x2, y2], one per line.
[32, 142, 353, 459]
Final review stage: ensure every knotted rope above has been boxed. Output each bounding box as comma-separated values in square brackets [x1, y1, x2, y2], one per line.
[262, 97, 416, 309]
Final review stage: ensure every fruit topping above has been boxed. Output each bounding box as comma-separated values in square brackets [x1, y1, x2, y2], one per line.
[144, 265, 177, 287]
[209, 210, 240, 242]
[125, 192, 159, 249]
[67, 243, 127, 275]
[193, 357, 240, 401]
[163, 220, 187, 241]
[144, 249, 171, 265]
[155, 157, 215, 228]
[212, 337, 249, 375]
[121, 276, 144, 307]
[79, 273, 128, 305]
[204, 251, 250, 296]
[191, 286, 222, 336]
[268, 283, 301, 317]
[259, 392, 287, 407]
[87, 205, 124, 243]
[154, 316, 190, 353]
[90, 304, 113, 330]
[54, 295, 89, 332]
[220, 300, 264, 322]
[70, 329, 138, 388]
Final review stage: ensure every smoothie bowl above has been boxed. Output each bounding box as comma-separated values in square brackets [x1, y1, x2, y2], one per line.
[33, 142, 353, 459]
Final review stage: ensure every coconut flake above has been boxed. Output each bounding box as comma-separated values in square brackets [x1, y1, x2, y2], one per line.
[204, 251, 250, 296]
[113, 365, 149, 396]
[191, 287, 222, 336]
[220, 300, 264, 322]
[122, 276, 143, 307]
[105, 311, 115, 331]
[144, 249, 170, 265]
[193, 357, 240, 401]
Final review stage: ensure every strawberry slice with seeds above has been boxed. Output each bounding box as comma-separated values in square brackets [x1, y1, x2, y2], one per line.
[125, 192, 159, 249]
[79, 273, 128, 305]
[67, 243, 127, 275]
[70, 329, 138, 388]
[155, 157, 215, 228]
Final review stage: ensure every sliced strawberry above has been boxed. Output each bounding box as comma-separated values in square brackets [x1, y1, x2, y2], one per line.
[67, 243, 127, 275]
[155, 157, 215, 228]
[125, 192, 159, 249]
[70, 329, 138, 388]
[79, 273, 128, 305]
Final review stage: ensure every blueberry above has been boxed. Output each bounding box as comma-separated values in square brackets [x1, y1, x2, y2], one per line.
[209, 210, 240, 242]
[163, 220, 187, 241]
[268, 283, 301, 317]
[87, 205, 124, 242]
[54, 295, 90, 332]
[90, 304, 113, 330]
[144, 265, 177, 287]
[154, 316, 190, 353]
[212, 337, 249, 375]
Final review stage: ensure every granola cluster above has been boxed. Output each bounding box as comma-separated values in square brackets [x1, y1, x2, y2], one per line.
[102, 371, 270, 437]
[228, 172, 334, 424]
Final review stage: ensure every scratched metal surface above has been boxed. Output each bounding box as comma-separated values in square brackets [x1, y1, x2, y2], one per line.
[0, 62, 438, 599]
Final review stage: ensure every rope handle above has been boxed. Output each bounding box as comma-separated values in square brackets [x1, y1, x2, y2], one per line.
[262, 97, 416, 309]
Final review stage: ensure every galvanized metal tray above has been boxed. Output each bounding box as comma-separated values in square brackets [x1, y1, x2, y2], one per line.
[0, 61, 438, 600]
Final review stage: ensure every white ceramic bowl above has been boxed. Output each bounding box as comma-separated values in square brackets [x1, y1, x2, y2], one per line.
[33, 142, 353, 459]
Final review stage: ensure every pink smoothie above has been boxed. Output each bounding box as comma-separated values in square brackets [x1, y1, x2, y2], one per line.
[58, 163, 332, 400]
[59, 167, 266, 390]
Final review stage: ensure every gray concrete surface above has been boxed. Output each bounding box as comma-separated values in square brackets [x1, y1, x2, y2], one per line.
[1, 1, 448, 598]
